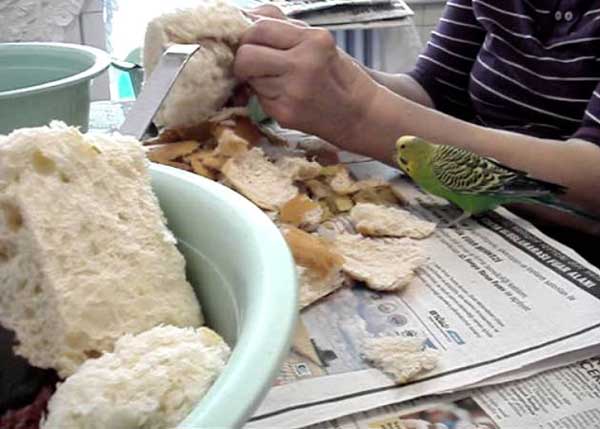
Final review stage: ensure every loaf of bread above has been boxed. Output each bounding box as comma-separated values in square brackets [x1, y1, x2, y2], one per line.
[0, 123, 202, 377]
[41, 325, 230, 429]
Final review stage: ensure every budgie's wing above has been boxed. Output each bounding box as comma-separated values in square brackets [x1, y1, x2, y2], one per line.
[430, 145, 567, 197]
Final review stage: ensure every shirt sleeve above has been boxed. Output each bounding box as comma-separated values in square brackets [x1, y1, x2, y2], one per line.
[407, 0, 486, 120]
[573, 85, 600, 145]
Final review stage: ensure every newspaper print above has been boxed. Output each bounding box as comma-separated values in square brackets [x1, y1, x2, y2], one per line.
[306, 355, 600, 429]
[246, 169, 600, 429]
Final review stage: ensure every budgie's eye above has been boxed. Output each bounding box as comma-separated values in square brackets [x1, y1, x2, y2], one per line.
[400, 144, 406, 149]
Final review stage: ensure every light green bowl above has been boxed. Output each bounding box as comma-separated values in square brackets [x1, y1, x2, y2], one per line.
[0, 43, 110, 135]
[150, 164, 298, 429]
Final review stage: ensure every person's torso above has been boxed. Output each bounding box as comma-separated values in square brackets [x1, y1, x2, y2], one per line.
[469, 0, 600, 139]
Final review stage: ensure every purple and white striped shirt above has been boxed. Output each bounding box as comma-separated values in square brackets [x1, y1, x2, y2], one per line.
[408, 0, 600, 144]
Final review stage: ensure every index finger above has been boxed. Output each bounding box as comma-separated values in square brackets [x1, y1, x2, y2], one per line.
[241, 18, 306, 50]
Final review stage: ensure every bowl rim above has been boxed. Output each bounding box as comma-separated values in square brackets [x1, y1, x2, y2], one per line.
[0, 42, 111, 99]
[149, 164, 299, 429]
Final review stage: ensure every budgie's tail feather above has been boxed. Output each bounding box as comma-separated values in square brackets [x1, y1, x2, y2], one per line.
[526, 196, 600, 222]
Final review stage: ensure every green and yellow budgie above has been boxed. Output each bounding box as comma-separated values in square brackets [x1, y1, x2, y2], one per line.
[395, 135, 596, 225]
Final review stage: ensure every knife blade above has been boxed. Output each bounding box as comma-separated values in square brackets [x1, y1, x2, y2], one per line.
[119, 43, 201, 141]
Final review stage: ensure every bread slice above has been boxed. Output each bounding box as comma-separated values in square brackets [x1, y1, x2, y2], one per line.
[350, 203, 436, 239]
[0, 123, 202, 377]
[361, 336, 438, 384]
[221, 148, 298, 210]
[297, 265, 346, 309]
[41, 325, 230, 429]
[333, 234, 425, 291]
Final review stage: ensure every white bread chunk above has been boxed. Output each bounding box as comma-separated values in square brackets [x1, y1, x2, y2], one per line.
[221, 148, 298, 210]
[334, 234, 425, 291]
[0, 123, 202, 377]
[279, 195, 323, 231]
[329, 167, 358, 194]
[350, 203, 436, 239]
[275, 157, 322, 181]
[42, 325, 230, 429]
[143, 0, 251, 128]
[361, 336, 439, 384]
[297, 265, 346, 309]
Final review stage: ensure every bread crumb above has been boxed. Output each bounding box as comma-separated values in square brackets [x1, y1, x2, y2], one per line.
[362, 336, 439, 384]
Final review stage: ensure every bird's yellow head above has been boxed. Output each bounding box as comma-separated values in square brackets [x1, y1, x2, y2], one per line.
[395, 136, 434, 177]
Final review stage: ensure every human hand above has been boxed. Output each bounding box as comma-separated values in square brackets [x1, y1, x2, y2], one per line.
[244, 4, 308, 26]
[233, 18, 380, 149]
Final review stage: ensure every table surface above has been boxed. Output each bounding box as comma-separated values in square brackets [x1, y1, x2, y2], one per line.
[89, 101, 599, 267]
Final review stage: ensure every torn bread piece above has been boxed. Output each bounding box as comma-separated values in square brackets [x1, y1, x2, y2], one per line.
[334, 234, 425, 291]
[352, 186, 403, 207]
[211, 114, 264, 146]
[143, 123, 212, 145]
[297, 266, 346, 309]
[185, 149, 227, 171]
[0, 124, 202, 377]
[282, 226, 344, 279]
[326, 194, 354, 214]
[361, 336, 439, 384]
[350, 203, 436, 239]
[280, 195, 323, 231]
[221, 148, 298, 210]
[143, 1, 251, 128]
[42, 325, 230, 429]
[213, 126, 249, 157]
[305, 179, 334, 200]
[328, 166, 358, 195]
[276, 157, 322, 181]
[188, 156, 217, 179]
[146, 141, 200, 163]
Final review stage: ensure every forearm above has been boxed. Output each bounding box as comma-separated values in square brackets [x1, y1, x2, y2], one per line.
[343, 85, 600, 215]
[344, 51, 433, 108]
[367, 70, 434, 108]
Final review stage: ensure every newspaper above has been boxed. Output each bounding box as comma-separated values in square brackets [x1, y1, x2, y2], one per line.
[263, 0, 414, 27]
[87, 103, 600, 429]
[264, 0, 393, 16]
[305, 354, 600, 429]
[245, 161, 600, 429]
[323, 18, 414, 30]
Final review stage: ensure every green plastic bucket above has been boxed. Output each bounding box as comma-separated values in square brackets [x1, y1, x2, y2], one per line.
[0, 43, 110, 135]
